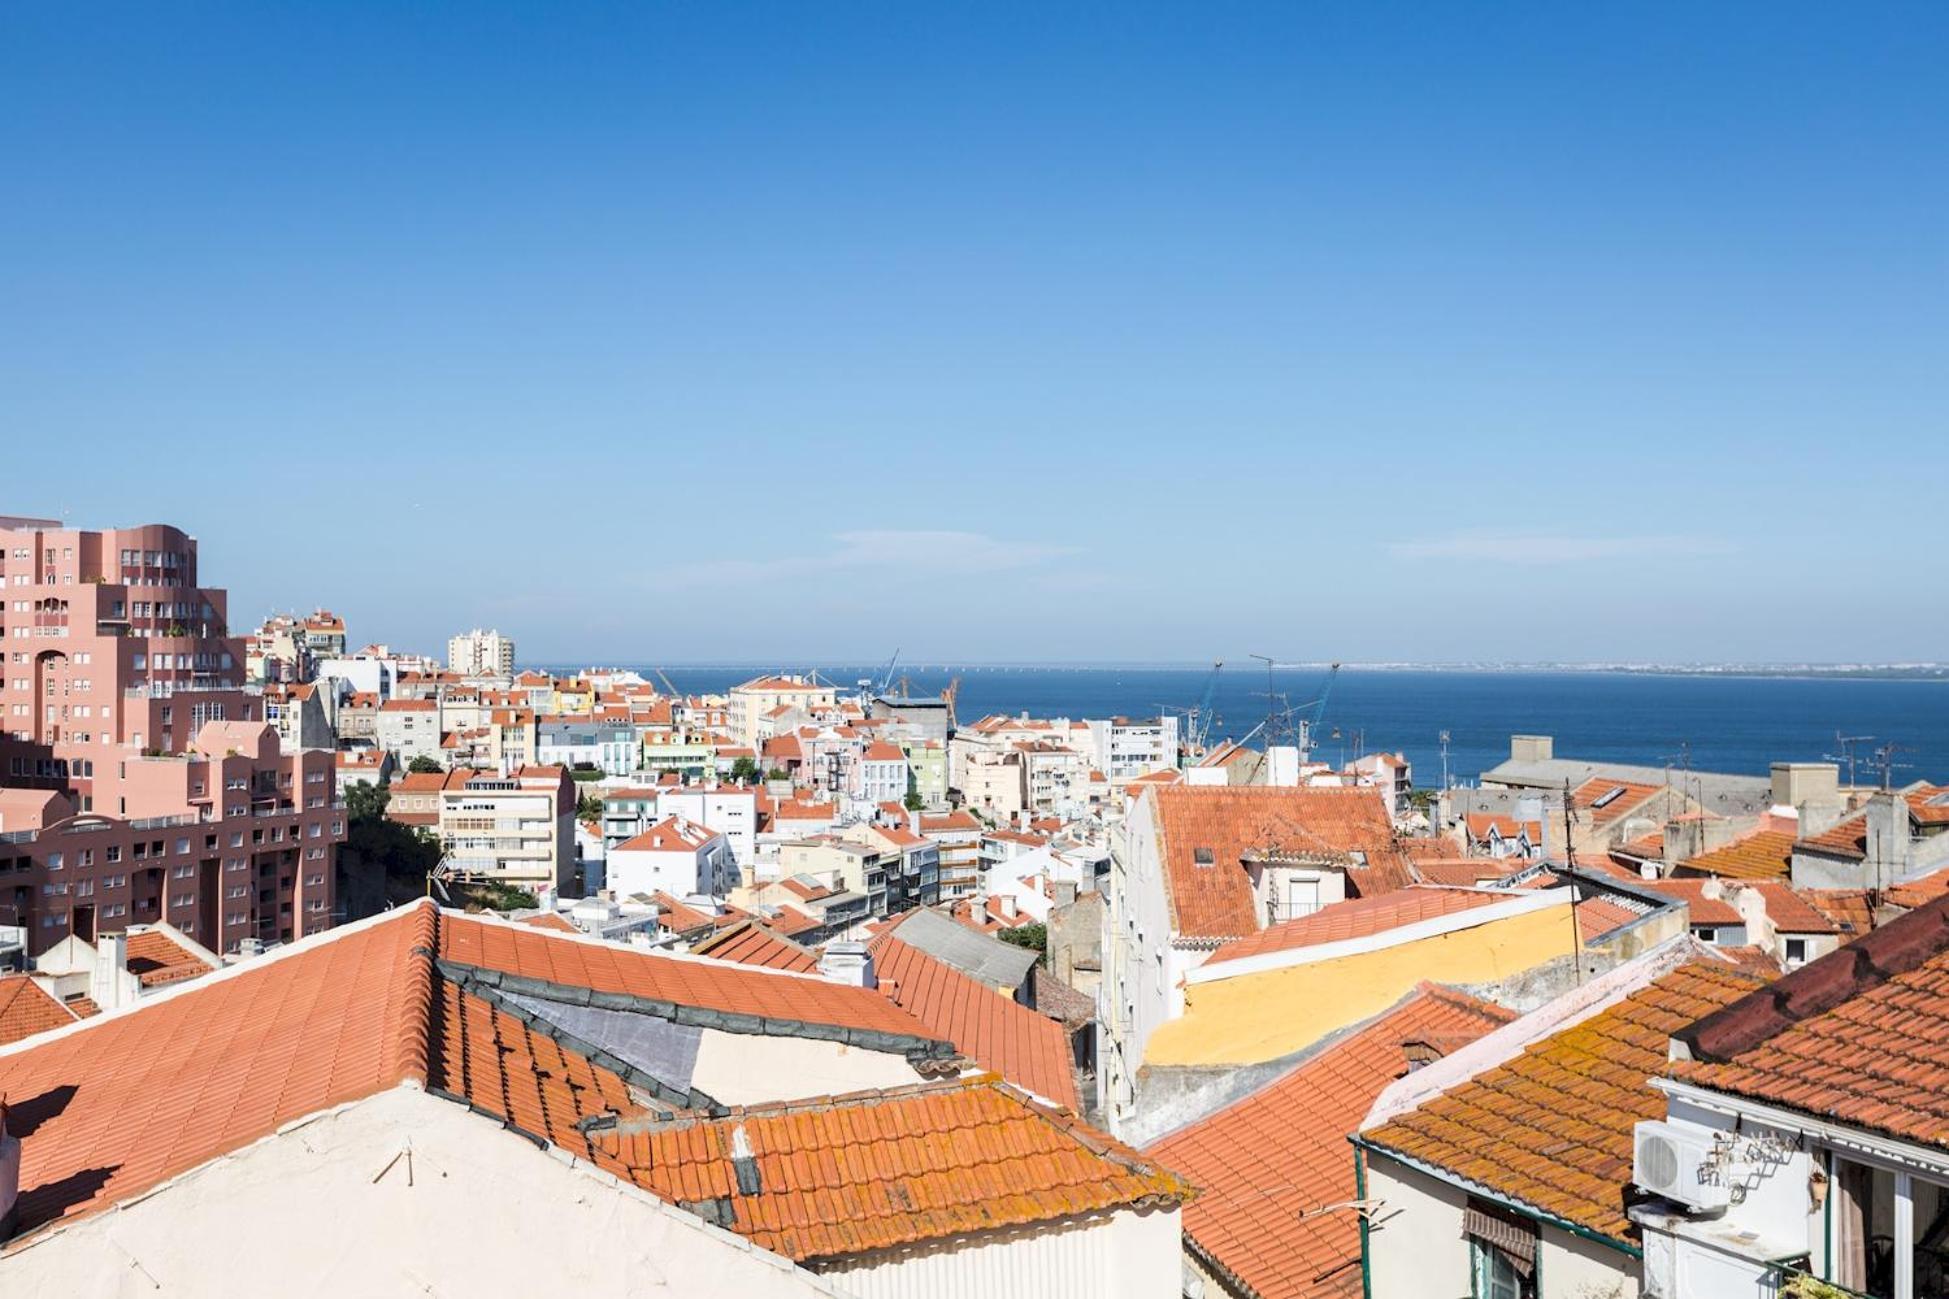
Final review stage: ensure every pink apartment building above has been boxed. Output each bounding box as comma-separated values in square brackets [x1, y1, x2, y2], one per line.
[0, 516, 343, 956]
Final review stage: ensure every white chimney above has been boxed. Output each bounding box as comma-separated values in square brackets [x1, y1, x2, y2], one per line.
[820, 941, 876, 988]
[999, 894, 1018, 919]
[90, 932, 137, 1012]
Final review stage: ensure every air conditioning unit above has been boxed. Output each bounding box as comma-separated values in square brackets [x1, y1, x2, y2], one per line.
[1634, 1119, 1730, 1210]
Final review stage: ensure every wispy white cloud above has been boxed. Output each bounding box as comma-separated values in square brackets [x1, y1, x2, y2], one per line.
[1388, 531, 1735, 565]
[645, 529, 1075, 588]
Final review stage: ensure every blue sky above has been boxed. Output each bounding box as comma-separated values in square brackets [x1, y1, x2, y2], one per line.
[3, 3, 1944, 663]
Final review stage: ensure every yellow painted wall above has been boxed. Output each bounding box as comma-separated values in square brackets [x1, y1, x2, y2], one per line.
[1143, 902, 1577, 1067]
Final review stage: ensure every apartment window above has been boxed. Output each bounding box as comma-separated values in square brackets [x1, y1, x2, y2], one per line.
[1465, 1201, 1536, 1299]
[1785, 937, 1808, 967]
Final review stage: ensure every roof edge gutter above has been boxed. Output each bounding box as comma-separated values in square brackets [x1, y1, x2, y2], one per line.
[1351, 1134, 1643, 1259]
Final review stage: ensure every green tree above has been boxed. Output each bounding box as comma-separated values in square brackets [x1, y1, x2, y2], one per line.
[996, 922, 1047, 966]
[903, 790, 925, 811]
[406, 755, 444, 775]
[728, 756, 760, 785]
[343, 778, 390, 824]
[335, 779, 444, 919]
[575, 791, 606, 821]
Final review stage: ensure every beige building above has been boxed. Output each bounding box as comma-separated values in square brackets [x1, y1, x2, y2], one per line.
[387, 766, 576, 893]
[730, 674, 838, 748]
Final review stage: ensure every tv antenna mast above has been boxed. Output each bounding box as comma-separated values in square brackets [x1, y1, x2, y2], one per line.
[1826, 731, 1874, 789]
[1872, 742, 1912, 792]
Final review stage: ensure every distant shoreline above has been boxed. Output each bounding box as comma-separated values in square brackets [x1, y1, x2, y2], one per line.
[533, 660, 1949, 682]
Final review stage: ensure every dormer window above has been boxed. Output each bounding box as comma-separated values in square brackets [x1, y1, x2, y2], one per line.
[1193, 847, 1214, 867]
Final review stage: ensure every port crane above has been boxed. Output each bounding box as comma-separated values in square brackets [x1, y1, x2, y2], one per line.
[1184, 660, 1224, 757]
[859, 649, 900, 697]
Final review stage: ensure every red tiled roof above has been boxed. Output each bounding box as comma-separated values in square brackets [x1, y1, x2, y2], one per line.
[1641, 880, 1745, 927]
[1678, 828, 1798, 881]
[1576, 894, 1656, 943]
[1413, 860, 1531, 888]
[869, 934, 1080, 1111]
[1361, 961, 1766, 1243]
[1206, 887, 1515, 967]
[1800, 888, 1878, 938]
[1150, 785, 1404, 941]
[1746, 882, 1839, 934]
[0, 905, 439, 1238]
[1153, 987, 1513, 1299]
[437, 913, 941, 1045]
[591, 1076, 1186, 1263]
[691, 920, 821, 974]
[124, 928, 215, 987]
[1617, 830, 1665, 860]
[1570, 778, 1663, 826]
[519, 911, 580, 934]
[1674, 895, 1949, 1149]
[1887, 868, 1949, 910]
[1797, 807, 1872, 859]
[1464, 814, 1541, 844]
[0, 976, 77, 1048]
[0, 904, 1180, 1260]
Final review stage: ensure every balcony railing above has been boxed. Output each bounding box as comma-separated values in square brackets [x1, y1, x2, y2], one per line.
[1764, 1263, 1874, 1299]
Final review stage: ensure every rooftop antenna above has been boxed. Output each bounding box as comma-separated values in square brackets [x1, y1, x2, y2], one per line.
[1826, 731, 1874, 789]
[1249, 653, 1278, 747]
[1873, 742, 1912, 792]
[1561, 778, 1583, 985]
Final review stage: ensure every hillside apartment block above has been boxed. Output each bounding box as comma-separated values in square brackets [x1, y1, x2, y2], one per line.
[0, 517, 343, 957]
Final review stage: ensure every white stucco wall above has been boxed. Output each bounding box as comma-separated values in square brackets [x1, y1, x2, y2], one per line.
[1366, 1156, 1476, 1299]
[1101, 798, 1180, 1133]
[0, 1086, 849, 1299]
[690, 1031, 927, 1105]
[821, 1206, 1182, 1299]
[1365, 1153, 1639, 1299]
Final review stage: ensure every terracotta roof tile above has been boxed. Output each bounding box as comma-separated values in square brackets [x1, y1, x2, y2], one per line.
[0, 904, 439, 1238]
[691, 920, 822, 974]
[1361, 961, 1766, 1243]
[1640, 880, 1745, 927]
[1673, 895, 1949, 1150]
[1413, 859, 1532, 888]
[124, 929, 216, 987]
[592, 1077, 1187, 1263]
[1800, 888, 1878, 937]
[437, 913, 942, 1045]
[1150, 785, 1404, 941]
[1746, 882, 1839, 934]
[1796, 807, 1872, 859]
[519, 911, 580, 934]
[1678, 828, 1798, 882]
[1570, 779, 1664, 827]
[1887, 868, 1949, 910]
[1153, 987, 1512, 1299]
[0, 976, 77, 1048]
[868, 934, 1081, 1111]
[1205, 887, 1514, 967]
